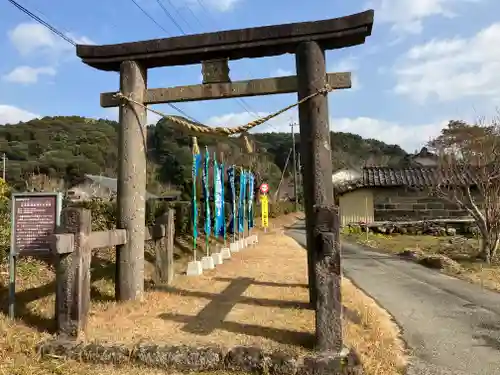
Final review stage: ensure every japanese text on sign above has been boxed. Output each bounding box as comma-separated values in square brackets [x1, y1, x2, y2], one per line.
[12, 195, 58, 254]
[260, 194, 269, 228]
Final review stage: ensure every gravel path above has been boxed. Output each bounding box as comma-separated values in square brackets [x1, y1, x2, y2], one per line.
[287, 222, 500, 375]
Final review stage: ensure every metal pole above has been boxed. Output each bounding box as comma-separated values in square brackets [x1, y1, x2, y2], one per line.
[291, 122, 298, 211]
[3, 153, 6, 180]
[275, 148, 292, 202]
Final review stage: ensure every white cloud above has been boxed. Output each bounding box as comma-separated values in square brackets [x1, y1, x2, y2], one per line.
[8, 22, 94, 58]
[329, 56, 362, 91]
[0, 105, 39, 125]
[394, 22, 500, 103]
[331, 117, 447, 152]
[180, 0, 241, 12]
[366, 0, 480, 34]
[272, 68, 293, 77]
[3, 66, 56, 84]
[206, 111, 447, 152]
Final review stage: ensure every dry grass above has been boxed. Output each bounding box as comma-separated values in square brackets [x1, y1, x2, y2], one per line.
[343, 232, 500, 292]
[0, 213, 405, 375]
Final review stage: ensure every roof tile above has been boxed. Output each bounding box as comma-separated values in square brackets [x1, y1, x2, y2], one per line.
[362, 166, 437, 187]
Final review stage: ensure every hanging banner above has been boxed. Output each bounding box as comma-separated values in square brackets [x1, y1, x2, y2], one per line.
[214, 155, 224, 238]
[261, 194, 269, 228]
[248, 172, 255, 230]
[202, 147, 211, 237]
[238, 170, 246, 233]
[191, 148, 202, 248]
[220, 161, 226, 241]
[228, 166, 236, 234]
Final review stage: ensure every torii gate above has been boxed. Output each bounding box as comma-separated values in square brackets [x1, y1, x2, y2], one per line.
[76, 9, 374, 352]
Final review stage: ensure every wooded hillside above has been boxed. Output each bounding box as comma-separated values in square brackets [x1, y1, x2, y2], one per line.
[0, 116, 408, 193]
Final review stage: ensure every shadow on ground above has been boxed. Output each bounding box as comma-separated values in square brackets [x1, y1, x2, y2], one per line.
[155, 276, 362, 349]
[0, 255, 117, 333]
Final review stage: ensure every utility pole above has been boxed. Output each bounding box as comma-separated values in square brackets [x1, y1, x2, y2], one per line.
[2, 153, 5, 180]
[290, 122, 298, 211]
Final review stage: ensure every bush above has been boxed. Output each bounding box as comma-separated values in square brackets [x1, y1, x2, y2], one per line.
[0, 187, 297, 265]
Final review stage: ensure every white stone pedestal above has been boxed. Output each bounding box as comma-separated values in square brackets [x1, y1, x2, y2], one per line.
[230, 242, 239, 252]
[247, 235, 256, 246]
[221, 247, 231, 259]
[212, 252, 223, 265]
[186, 261, 203, 276]
[201, 256, 215, 270]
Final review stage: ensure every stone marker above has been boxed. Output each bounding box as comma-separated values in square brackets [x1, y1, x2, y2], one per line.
[221, 247, 231, 259]
[212, 251, 223, 265]
[186, 261, 203, 276]
[201, 256, 215, 270]
[230, 242, 239, 253]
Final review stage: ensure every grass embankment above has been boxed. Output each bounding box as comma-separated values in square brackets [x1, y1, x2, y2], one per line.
[343, 231, 500, 292]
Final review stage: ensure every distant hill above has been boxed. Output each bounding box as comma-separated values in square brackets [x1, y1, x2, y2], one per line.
[0, 116, 408, 193]
[252, 131, 408, 171]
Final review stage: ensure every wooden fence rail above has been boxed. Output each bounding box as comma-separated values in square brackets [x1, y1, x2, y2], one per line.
[49, 206, 175, 339]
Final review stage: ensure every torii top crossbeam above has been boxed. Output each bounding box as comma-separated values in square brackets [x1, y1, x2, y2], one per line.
[76, 10, 374, 71]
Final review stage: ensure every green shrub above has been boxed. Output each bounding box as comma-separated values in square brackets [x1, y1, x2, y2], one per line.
[0, 189, 297, 265]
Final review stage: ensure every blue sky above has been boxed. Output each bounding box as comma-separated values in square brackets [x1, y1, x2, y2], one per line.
[0, 0, 498, 151]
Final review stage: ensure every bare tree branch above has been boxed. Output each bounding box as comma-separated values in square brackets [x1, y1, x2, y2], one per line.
[429, 117, 500, 263]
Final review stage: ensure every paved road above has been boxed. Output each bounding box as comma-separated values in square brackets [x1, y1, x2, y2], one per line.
[287, 221, 500, 375]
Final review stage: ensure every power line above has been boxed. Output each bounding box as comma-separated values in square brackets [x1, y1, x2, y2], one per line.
[194, 0, 281, 131]
[6, 0, 76, 45]
[129, 0, 171, 35]
[182, 3, 206, 32]
[167, 103, 201, 124]
[126, 0, 205, 123]
[178, 0, 279, 131]
[9, 0, 201, 125]
[155, 0, 187, 35]
[130, 0, 269, 130]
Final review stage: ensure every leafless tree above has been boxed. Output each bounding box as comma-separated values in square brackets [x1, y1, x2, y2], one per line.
[429, 118, 500, 263]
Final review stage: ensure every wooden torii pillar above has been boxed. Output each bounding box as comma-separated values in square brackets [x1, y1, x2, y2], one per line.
[76, 9, 374, 352]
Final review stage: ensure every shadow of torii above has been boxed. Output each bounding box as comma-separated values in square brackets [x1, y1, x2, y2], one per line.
[155, 276, 362, 348]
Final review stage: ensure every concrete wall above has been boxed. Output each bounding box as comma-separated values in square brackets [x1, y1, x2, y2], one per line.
[339, 188, 374, 226]
[372, 187, 471, 221]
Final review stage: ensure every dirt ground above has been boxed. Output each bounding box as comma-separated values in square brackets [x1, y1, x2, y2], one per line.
[343, 232, 500, 292]
[0, 213, 406, 375]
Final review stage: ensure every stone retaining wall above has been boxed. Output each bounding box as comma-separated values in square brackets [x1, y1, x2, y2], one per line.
[38, 340, 363, 375]
[373, 187, 472, 221]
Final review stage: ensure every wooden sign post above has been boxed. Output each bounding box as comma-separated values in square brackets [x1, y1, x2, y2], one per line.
[9, 192, 63, 319]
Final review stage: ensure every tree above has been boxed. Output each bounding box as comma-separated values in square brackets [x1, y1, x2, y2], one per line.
[429, 119, 500, 263]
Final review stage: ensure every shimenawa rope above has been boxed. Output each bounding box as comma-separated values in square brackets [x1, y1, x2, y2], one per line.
[112, 83, 333, 136]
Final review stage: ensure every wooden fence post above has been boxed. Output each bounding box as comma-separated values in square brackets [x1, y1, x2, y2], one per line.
[314, 204, 342, 352]
[153, 209, 175, 285]
[55, 207, 92, 339]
